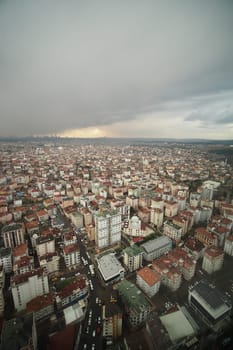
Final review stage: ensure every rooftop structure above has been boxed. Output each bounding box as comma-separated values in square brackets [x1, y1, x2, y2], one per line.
[96, 253, 124, 284]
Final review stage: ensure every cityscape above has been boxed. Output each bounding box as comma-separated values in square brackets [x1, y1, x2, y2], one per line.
[0, 138, 232, 350]
[1, 1, 233, 349]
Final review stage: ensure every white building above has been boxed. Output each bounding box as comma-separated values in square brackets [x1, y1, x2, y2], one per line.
[224, 235, 233, 256]
[0, 266, 5, 315]
[123, 244, 143, 272]
[202, 246, 224, 274]
[150, 208, 164, 228]
[95, 210, 121, 249]
[36, 234, 55, 257]
[11, 268, 49, 311]
[123, 215, 142, 237]
[136, 266, 160, 297]
[2, 223, 25, 248]
[0, 247, 12, 274]
[63, 243, 80, 269]
[96, 253, 124, 285]
[163, 221, 182, 242]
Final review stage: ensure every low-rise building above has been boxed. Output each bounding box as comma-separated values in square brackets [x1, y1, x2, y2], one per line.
[140, 236, 172, 262]
[194, 227, 218, 247]
[188, 280, 232, 328]
[96, 253, 124, 285]
[167, 248, 196, 281]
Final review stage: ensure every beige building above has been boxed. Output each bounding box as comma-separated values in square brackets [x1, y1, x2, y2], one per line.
[224, 235, 233, 256]
[202, 246, 224, 274]
[136, 266, 160, 297]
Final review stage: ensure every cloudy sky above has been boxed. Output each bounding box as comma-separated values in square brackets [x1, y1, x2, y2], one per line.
[1, 0, 233, 139]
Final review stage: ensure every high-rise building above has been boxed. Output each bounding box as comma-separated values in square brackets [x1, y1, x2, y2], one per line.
[95, 209, 121, 249]
[1, 223, 25, 248]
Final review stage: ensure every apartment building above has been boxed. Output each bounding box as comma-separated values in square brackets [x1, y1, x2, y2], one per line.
[26, 293, 54, 321]
[150, 207, 164, 228]
[194, 227, 218, 247]
[136, 266, 160, 297]
[56, 276, 88, 309]
[63, 243, 80, 269]
[0, 247, 12, 273]
[39, 252, 60, 274]
[163, 221, 182, 242]
[0, 265, 5, 315]
[102, 302, 123, 340]
[36, 234, 55, 257]
[224, 235, 233, 256]
[116, 279, 151, 328]
[123, 244, 143, 272]
[202, 246, 224, 274]
[11, 268, 49, 311]
[2, 223, 25, 248]
[152, 256, 182, 292]
[95, 209, 121, 249]
[167, 248, 196, 281]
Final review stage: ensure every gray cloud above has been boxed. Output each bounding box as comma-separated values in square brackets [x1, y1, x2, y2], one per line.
[0, 0, 233, 137]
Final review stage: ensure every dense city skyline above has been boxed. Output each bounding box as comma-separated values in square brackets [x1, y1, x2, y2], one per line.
[1, 1, 233, 139]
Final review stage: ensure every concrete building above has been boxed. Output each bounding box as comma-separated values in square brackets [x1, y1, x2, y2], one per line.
[11, 268, 49, 311]
[123, 244, 143, 272]
[123, 215, 143, 237]
[95, 209, 121, 249]
[167, 248, 197, 281]
[63, 243, 80, 269]
[39, 252, 60, 274]
[102, 301, 123, 341]
[70, 211, 84, 229]
[36, 234, 55, 257]
[56, 276, 89, 309]
[140, 236, 172, 262]
[224, 235, 233, 256]
[202, 246, 224, 274]
[116, 279, 151, 328]
[0, 247, 12, 273]
[194, 227, 218, 247]
[163, 221, 182, 242]
[96, 253, 124, 285]
[188, 280, 231, 328]
[1, 223, 25, 248]
[0, 313, 37, 350]
[26, 293, 54, 321]
[152, 256, 182, 292]
[150, 208, 164, 228]
[0, 265, 5, 315]
[136, 266, 160, 297]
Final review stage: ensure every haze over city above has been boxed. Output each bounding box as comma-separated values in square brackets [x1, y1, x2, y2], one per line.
[1, 0, 233, 139]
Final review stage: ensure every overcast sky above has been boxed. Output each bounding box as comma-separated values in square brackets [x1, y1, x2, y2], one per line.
[1, 0, 233, 139]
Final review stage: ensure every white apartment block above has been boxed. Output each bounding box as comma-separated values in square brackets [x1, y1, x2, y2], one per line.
[2, 223, 25, 248]
[202, 246, 224, 274]
[123, 244, 143, 272]
[11, 268, 49, 311]
[95, 210, 121, 249]
[63, 244, 80, 269]
[39, 252, 60, 274]
[224, 235, 233, 256]
[163, 221, 182, 242]
[150, 208, 164, 228]
[0, 247, 12, 274]
[36, 235, 55, 257]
